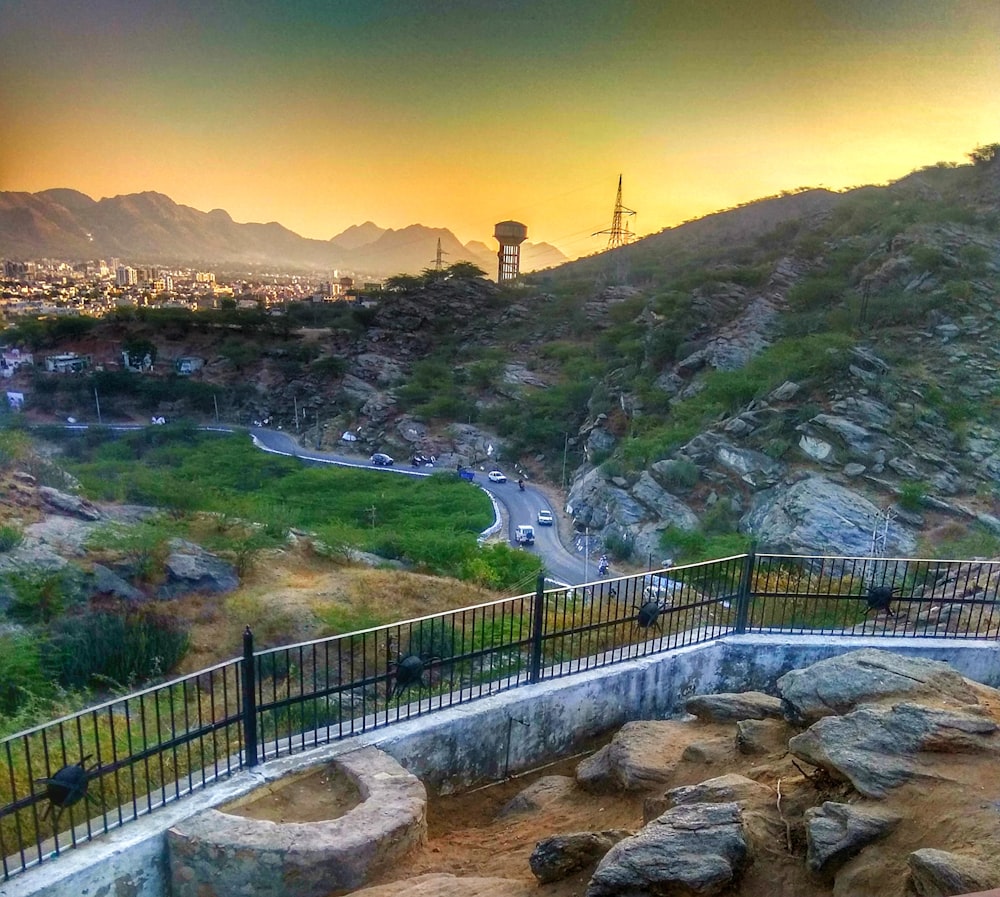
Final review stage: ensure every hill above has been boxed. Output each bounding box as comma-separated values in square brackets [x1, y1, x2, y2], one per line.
[0, 189, 567, 276]
[4, 147, 1000, 568]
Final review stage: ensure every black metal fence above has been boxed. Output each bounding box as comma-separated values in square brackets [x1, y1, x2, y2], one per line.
[3, 551, 999, 879]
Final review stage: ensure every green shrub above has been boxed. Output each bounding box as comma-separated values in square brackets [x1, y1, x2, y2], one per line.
[0, 524, 23, 552]
[0, 632, 51, 716]
[2, 566, 81, 624]
[46, 606, 190, 689]
[656, 459, 700, 490]
[898, 480, 927, 512]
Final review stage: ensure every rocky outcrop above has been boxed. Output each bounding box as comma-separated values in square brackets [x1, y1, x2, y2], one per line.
[777, 648, 981, 723]
[157, 539, 239, 600]
[742, 475, 918, 558]
[788, 701, 1000, 798]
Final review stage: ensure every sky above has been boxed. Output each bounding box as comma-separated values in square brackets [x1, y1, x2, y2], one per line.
[1, 0, 998, 259]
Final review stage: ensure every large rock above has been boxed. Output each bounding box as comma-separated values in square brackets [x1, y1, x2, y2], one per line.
[805, 801, 901, 871]
[644, 773, 774, 824]
[685, 691, 785, 723]
[497, 775, 576, 817]
[777, 648, 981, 723]
[908, 848, 1000, 897]
[788, 702, 1000, 798]
[529, 831, 631, 884]
[38, 485, 103, 521]
[576, 721, 731, 793]
[586, 802, 747, 897]
[741, 475, 917, 556]
[736, 718, 795, 756]
[157, 539, 239, 600]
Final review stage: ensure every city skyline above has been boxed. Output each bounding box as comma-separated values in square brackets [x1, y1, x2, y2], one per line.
[1, 0, 998, 260]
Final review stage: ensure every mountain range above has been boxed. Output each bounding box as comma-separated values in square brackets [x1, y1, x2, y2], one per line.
[0, 188, 568, 277]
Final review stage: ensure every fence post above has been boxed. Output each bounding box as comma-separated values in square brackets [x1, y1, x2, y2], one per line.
[529, 573, 546, 683]
[733, 546, 756, 635]
[242, 625, 259, 767]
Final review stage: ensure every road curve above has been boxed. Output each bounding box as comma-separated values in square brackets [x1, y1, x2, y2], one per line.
[247, 427, 593, 586]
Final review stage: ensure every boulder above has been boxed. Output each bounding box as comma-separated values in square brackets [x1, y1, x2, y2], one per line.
[157, 539, 239, 600]
[685, 691, 785, 723]
[586, 802, 747, 897]
[805, 801, 901, 872]
[908, 848, 1000, 897]
[736, 718, 795, 756]
[777, 648, 981, 723]
[644, 773, 774, 824]
[529, 831, 631, 884]
[788, 702, 1000, 798]
[86, 563, 144, 602]
[497, 776, 576, 817]
[38, 486, 103, 521]
[576, 721, 691, 793]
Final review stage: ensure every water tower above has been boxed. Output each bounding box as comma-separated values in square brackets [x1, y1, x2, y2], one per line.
[493, 220, 528, 282]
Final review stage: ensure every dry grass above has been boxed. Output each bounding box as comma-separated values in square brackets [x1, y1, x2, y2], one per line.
[169, 542, 510, 672]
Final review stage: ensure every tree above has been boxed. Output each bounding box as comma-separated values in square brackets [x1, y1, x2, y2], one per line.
[967, 143, 999, 166]
[447, 261, 487, 281]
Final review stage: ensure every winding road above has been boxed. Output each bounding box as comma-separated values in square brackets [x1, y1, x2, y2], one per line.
[247, 426, 593, 586]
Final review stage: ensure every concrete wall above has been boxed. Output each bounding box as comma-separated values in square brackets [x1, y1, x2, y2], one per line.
[4, 634, 999, 897]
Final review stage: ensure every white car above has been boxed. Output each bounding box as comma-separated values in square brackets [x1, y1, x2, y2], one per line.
[536, 509, 554, 526]
[487, 470, 507, 483]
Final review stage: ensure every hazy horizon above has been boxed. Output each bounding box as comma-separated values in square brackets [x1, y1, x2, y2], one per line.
[2, 0, 998, 260]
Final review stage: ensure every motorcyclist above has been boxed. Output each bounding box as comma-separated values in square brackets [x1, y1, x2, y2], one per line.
[518, 479, 525, 491]
[598, 554, 609, 575]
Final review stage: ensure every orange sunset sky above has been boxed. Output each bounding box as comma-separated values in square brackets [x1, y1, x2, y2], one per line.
[1, 0, 998, 259]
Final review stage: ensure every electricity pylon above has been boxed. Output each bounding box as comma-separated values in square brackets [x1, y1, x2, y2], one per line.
[593, 175, 636, 250]
[431, 238, 448, 270]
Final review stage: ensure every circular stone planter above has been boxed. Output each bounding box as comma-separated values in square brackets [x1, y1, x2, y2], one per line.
[167, 746, 427, 897]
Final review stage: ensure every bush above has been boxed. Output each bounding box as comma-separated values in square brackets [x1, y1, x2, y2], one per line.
[0, 524, 23, 552]
[2, 566, 81, 624]
[0, 632, 51, 716]
[46, 606, 190, 689]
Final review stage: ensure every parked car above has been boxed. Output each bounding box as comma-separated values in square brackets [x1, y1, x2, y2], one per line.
[487, 470, 507, 483]
[536, 509, 554, 526]
[370, 452, 394, 466]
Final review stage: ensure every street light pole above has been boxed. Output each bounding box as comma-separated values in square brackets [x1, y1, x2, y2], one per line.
[94, 387, 102, 425]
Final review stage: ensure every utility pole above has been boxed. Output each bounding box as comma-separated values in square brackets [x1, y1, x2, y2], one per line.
[94, 387, 102, 424]
[562, 433, 569, 491]
[213, 393, 220, 424]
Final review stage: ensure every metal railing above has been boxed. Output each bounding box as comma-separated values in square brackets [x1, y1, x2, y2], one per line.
[3, 550, 999, 879]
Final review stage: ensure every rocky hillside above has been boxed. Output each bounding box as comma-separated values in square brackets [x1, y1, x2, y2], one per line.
[5, 149, 1000, 566]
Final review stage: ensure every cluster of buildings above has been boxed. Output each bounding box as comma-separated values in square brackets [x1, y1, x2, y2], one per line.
[0, 258, 365, 319]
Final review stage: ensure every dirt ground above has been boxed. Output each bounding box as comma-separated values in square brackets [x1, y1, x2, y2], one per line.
[220, 710, 1000, 897]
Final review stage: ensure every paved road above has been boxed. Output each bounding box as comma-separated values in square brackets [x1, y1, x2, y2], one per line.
[248, 426, 592, 586]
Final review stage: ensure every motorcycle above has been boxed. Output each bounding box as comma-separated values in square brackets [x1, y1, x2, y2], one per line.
[597, 556, 609, 576]
[518, 479, 525, 492]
